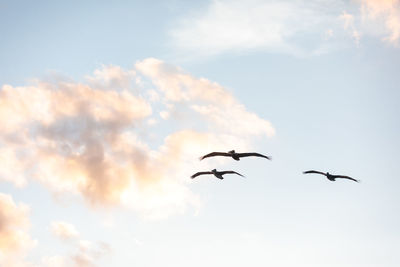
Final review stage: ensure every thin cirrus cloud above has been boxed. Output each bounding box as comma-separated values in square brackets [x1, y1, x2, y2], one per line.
[0, 193, 35, 266]
[0, 58, 274, 220]
[169, 0, 400, 58]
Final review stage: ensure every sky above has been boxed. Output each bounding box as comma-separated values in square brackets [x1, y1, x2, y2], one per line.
[0, 0, 400, 266]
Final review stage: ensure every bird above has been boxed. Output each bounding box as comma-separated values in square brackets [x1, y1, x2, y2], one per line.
[191, 169, 244, 180]
[200, 150, 271, 161]
[303, 170, 360, 183]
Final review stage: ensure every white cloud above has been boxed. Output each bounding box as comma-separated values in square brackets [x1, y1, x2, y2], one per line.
[0, 58, 274, 219]
[339, 11, 361, 46]
[41, 255, 69, 267]
[170, 0, 347, 57]
[169, 0, 400, 58]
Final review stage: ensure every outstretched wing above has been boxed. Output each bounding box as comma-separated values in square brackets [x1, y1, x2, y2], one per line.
[303, 170, 326, 176]
[237, 152, 271, 160]
[332, 175, 359, 183]
[191, 171, 213, 179]
[200, 152, 230, 160]
[219, 170, 245, 177]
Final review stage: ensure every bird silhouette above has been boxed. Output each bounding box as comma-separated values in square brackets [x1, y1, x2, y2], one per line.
[191, 169, 244, 180]
[303, 170, 359, 183]
[200, 150, 271, 161]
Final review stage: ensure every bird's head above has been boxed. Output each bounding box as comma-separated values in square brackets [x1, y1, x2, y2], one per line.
[211, 169, 217, 172]
[228, 150, 235, 154]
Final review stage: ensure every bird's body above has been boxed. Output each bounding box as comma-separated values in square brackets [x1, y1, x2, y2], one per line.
[303, 170, 359, 183]
[191, 169, 244, 179]
[200, 150, 271, 161]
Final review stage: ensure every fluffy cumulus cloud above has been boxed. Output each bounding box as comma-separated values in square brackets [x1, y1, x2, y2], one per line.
[0, 58, 274, 219]
[0, 193, 35, 266]
[169, 0, 400, 57]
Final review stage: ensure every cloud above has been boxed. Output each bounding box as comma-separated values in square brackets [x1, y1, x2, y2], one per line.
[339, 11, 361, 46]
[51, 221, 79, 241]
[0, 193, 35, 266]
[169, 0, 348, 57]
[135, 58, 275, 137]
[85, 65, 137, 90]
[359, 0, 400, 45]
[0, 70, 152, 206]
[70, 240, 111, 267]
[44, 222, 111, 267]
[169, 0, 400, 58]
[41, 255, 68, 267]
[0, 58, 274, 219]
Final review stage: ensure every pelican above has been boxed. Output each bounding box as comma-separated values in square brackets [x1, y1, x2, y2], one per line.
[200, 150, 271, 161]
[191, 169, 244, 180]
[303, 170, 359, 183]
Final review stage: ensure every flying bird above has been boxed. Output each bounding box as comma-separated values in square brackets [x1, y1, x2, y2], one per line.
[303, 170, 360, 183]
[200, 150, 271, 161]
[191, 169, 244, 180]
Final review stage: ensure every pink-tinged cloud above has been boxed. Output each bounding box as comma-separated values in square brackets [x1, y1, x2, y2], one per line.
[43, 223, 111, 267]
[41, 240, 111, 267]
[51, 221, 79, 241]
[135, 58, 275, 137]
[359, 0, 400, 44]
[0, 72, 152, 205]
[0, 193, 35, 266]
[70, 240, 111, 267]
[0, 59, 274, 219]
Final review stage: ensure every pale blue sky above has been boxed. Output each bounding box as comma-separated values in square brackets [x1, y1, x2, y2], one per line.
[0, 1, 399, 266]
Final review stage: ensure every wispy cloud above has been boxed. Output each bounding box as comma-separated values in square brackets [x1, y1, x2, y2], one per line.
[169, 0, 347, 57]
[70, 240, 111, 267]
[45, 222, 111, 267]
[339, 11, 361, 46]
[169, 0, 400, 58]
[0, 58, 274, 219]
[51, 221, 79, 241]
